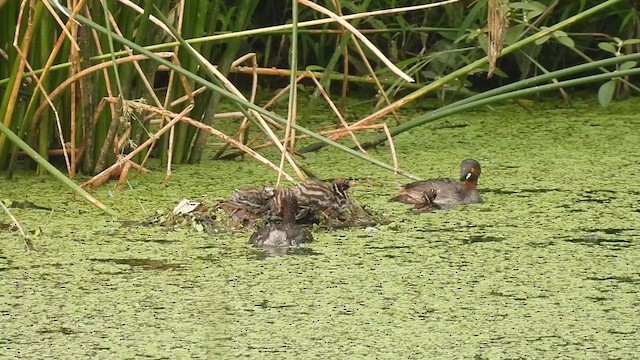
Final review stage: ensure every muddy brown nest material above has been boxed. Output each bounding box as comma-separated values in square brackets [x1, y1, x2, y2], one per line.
[314, 197, 389, 229]
[215, 201, 266, 230]
[218, 184, 388, 230]
[143, 201, 221, 233]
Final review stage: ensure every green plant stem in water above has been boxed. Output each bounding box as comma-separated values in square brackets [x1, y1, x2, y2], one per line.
[432, 52, 640, 117]
[362, 67, 640, 148]
[279, 0, 299, 184]
[189, 0, 259, 163]
[377, 0, 624, 112]
[0, 121, 117, 217]
[302, 0, 626, 154]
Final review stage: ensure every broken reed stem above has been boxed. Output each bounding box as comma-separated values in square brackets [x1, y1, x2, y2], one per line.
[221, 123, 396, 161]
[82, 103, 194, 188]
[0, 200, 27, 239]
[116, 160, 132, 190]
[101, 99, 297, 182]
[307, 72, 365, 153]
[32, 52, 174, 131]
[298, 0, 413, 83]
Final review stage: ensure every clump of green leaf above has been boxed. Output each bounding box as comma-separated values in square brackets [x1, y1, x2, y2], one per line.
[597, 37, 640, 107]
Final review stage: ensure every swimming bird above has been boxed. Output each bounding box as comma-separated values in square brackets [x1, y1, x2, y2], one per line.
[390, 159, 481, 211]
[250, 193, 313, 247]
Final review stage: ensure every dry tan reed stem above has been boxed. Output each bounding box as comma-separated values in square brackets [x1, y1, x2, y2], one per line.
[0, 0, 32, 153]
[32, 53, 174, 129]
[108, 100, 297, 182]
[82, 104, 194, 188]
[186, 44, 304, 180]
[299, 0, 413, 83]
[307, 72, 365, 152]
[41, 0, 80, 50]
[277, 64, 297, 188]
[86, 8, 117, 116]
[106, 11, 167, 111]
[166, 120, 175, 181]
[350, 36, 401, 124]
[0, 200, 26, 239]
[116, 161, 132, 190]
[69, 9, 78, 177]
[240, 53, 259, 146]
[117, 0, 176, 38]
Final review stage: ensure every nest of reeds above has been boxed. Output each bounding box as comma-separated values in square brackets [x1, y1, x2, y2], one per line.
[217, 179, 387, 230]
[134, 178, 387, 234]
[142, 199, 220, 233]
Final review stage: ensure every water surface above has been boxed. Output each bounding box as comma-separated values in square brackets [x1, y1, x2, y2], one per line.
[1, 98, 639, 358]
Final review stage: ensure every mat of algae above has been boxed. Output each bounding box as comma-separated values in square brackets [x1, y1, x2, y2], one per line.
[1, 98, 640, 358]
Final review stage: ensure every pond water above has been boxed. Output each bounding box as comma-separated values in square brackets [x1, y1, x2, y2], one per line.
[1, 98, 639, 358]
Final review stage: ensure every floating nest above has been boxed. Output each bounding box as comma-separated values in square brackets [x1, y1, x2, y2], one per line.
[138, 199, 221, 233]
[218, 180, 388, 230]
[133, 179, 388, 234]
[316, 197, 388, 229]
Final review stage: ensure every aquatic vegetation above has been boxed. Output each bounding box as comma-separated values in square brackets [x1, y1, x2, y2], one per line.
[1, 99, 640, 358]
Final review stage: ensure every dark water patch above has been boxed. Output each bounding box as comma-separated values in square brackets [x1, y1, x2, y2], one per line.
[483, 188, 561, 195]
[5, 262, 68, 271]
[119, 220, 154, 228]
[488, 291, 510, 298]
[465, 224, 492, 231]
[432, 123, 469, 130]
[5, 200, 52, 211]
[564, 234, 632, 247]
[527, 240, 556, 248]
[586, 276, 640, 284]
[462, 235, 503, 244]
[487, 291, 549, 301]
[245, 346, 289, 354]
[413, 308, 436, 320]
[254, 246, 320, 259]
[365, 245, 413, 250]
[254, 300, 297, 309]
[577, 191, 619, 203]
[84, 229, 129, 237]
[586, 296, 610, 302]
[577, 228, 633, 235]
[607, 329, 637, 335]
[36, 327, 77, 335]
[577, 198, 611, 204]
[128, 238, 177, 244]
[90, 258, 184, 270]
[555, 204, 586, 212]
[497, 164, 521, 169]
[196, 244, 220, 250]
